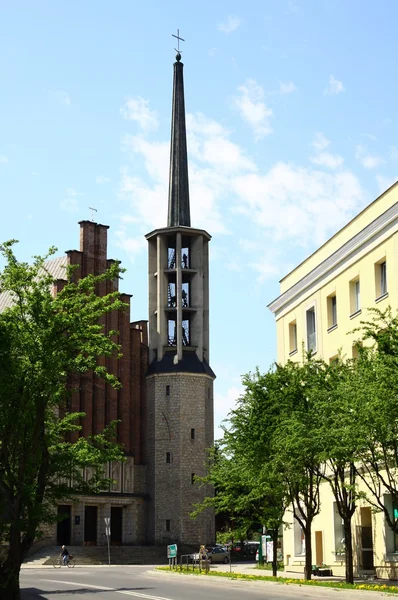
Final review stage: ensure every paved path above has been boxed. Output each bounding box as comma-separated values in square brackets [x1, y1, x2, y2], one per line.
[20, 564, 398, 600]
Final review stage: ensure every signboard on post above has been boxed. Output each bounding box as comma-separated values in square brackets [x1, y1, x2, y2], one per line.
[167, 544, 177, 569]
[104, 517, 111, 566]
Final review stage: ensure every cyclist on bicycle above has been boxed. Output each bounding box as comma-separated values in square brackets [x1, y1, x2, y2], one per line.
[60, 545, 69, 565]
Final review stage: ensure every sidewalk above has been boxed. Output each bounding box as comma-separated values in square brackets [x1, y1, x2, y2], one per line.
[200, 560, 398, 586]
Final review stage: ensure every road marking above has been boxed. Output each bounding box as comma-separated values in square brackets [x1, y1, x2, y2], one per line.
[41, 579, 114, 590]
[40, 579, 173, 600]
[118, 592, 172, 600]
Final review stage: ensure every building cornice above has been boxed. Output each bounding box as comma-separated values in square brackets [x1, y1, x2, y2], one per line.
[268, 201, 398, 317]
[145, 225, 211, 241]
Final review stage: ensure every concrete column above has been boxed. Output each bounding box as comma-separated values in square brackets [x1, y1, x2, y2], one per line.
[203, 239, 210, 362]
[157, 236, 166, 360]
[192, 235, 204, 360]
[176, 233, 183, 360]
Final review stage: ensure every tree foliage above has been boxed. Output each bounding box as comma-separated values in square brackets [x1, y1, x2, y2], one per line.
[0, 242, 126, 600]
[198, 307, 398, 585]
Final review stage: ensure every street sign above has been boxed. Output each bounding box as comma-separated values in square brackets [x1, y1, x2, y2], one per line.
[167, 544, 177, 558]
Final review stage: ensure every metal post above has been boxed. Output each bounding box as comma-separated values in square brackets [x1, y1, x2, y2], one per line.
[104, 517, 111, 566]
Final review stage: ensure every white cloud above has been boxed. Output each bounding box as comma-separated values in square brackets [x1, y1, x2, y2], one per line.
[96, 175, 111, 184]
[186, 113, 257, 173]
[53, 90, 71, 106]
[119, 100, 366, 271]
[310, 133, 343, 170]
[279, 81, 297, 94]
[60, 188, 80, 213]
[356, 145, 384, 169]
[120, 97, 159, 131]
[324, 75, 344, 95]
[311, 132, 330, 151]
[310, 152, 344, 170]
[233, 79, 273, 140]
[0, 155, 8, 164]
[232, 163, 365, 247]
[218, 15, 241, 34]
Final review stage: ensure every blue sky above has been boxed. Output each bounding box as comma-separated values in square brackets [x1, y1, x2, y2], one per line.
[1, 1, 398, 437]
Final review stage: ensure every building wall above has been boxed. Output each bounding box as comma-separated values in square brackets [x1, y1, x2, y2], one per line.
[270, 184, 398, 576]
[276, 233, 397, 364]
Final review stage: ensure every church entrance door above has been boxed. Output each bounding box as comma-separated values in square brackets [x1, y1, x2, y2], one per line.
[84, 506, 97, 545]
[57, 505, 71, 545]
[111, 507, 123, 545]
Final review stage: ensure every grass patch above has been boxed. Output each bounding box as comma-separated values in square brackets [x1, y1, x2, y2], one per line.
[156, 566, 398, 593]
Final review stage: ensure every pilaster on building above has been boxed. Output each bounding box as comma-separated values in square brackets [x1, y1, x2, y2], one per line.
[146, 51, 215, 546]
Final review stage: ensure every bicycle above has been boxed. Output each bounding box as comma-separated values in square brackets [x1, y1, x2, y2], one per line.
[53, 554, 75, 568]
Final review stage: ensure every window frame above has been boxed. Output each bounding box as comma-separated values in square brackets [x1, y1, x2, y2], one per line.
[289, 320, 298, 355]
[306, 307, 317, 353]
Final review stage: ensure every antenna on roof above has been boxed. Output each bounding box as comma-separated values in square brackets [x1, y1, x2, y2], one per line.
[89, 207, 97, 222]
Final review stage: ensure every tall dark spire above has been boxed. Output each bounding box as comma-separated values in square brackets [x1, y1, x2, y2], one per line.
[167, 53, 191, 228]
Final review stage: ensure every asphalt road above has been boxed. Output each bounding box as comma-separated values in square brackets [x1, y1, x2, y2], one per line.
[20, 565, 388, 600]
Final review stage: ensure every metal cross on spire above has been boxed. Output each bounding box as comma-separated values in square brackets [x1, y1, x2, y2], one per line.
[172, 29, 185, 57]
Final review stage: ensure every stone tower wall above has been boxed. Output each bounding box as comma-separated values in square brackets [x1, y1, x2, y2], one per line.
[147, 371, 215, 546]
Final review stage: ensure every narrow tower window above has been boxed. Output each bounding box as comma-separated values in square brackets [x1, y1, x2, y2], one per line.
[191, 473, 195, 485]
[167, 281, 176, 307]
[168, 246, 176, 269]
[168, 319, 177, 346]
[181, 247, 190, 269]
[191, 428, 195, 440]
[166, 385, 170, 396]
[182, 319, 190, 346]
[166, 520, 171, 532]
[182, 282, 189, 307]
[166, 452, 171, 463]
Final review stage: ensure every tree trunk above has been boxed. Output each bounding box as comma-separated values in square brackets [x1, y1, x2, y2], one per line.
[272, 528, 278, 577]
[344, 518, 354, 584]
[304, 526, 312, 580]
[0, 565, 21, 600]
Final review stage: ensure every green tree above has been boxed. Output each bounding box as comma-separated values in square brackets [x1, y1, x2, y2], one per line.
[0, 242, 126, 600]
[350, 309, 398, 542]
[270, 359, 325, 580]
[195, 369, 288, 577]
[314, 357, 360, 584]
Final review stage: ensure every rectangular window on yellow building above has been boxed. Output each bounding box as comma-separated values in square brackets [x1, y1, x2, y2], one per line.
[289, 321, 297, 355]
[327, 295, 337, 331]
[306, 307, 316, 353]
[349, 278, 361, 317]
[375, 260, 387, 300]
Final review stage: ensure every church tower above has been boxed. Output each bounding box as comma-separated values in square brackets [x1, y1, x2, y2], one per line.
[146, 48, 215, 546]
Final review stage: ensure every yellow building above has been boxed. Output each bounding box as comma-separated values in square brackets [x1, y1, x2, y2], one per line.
[268, 182, 398, 578]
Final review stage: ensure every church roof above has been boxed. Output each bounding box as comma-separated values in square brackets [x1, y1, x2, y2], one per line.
[167, 53, 191, 228]
[0, 255, 67, 312]
[147, 351, 215, 378]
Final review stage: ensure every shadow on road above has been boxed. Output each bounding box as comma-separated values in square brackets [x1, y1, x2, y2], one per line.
[22, 586, 156, 598]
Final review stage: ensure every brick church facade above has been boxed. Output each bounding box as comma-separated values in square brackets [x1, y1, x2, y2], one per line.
[0, 51, 215, 548]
